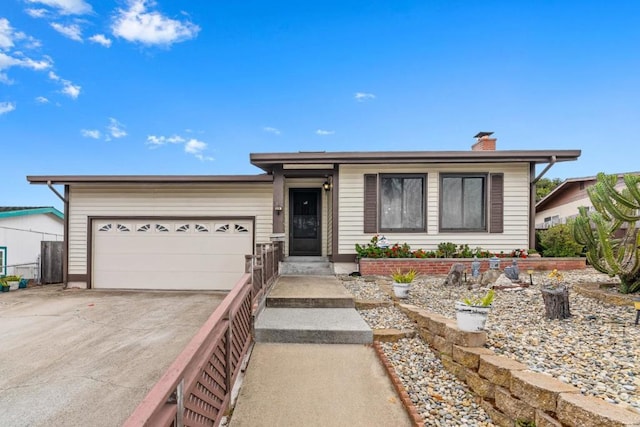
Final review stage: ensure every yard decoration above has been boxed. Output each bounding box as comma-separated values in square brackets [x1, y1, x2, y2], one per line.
[573, 172, 640, 294]
[541, 269, 571, 320]
[390, 269, 418, 299]
[455, 289, 494, 332]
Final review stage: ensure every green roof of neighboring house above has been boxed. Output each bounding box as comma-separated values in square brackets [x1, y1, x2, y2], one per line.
[0, 207, 64, 220]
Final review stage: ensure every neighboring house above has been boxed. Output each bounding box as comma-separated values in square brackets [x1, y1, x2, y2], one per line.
[535, 172, 639, 229]
[0, 206, 64, 278]
[28, 134, 580, 291]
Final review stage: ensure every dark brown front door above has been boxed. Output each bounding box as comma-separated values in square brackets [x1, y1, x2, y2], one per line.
[289, 189, 321, 256]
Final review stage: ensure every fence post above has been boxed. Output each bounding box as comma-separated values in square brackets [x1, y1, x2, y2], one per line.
[224, 313, 234, 393]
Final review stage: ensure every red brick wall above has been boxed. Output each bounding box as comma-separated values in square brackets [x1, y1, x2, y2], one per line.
[358, 257, 586, 275]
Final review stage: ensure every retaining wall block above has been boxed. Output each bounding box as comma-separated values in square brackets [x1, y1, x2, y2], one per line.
[426, 315, 454, 337]
[495, 386, 535, 423]
[431, 334, 453, 356]
[397, 304, 431, 328]
[510, 370, 579, 412]
[465, 369, 495, 400]
[479, 399, 512, 427]
[478, 354, 527, 388]
[453, 345, 495, 370]
[557, 392, 640, 427]
[418, 328, 435, 346]
[444, 323, 487, 348]
[441, 354, 466, 382]
[535, 409, 563, 427]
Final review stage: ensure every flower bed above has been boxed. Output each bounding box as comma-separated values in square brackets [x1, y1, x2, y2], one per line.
[358, 257, 586, 276]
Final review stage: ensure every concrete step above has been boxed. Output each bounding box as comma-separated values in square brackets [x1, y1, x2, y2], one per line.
[280, 257, 334, 276]
[266, 276, 354, 308]
[254, 308, 373, 344]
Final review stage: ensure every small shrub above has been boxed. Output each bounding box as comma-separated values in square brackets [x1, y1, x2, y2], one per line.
[437, 242, 457, 258]
[539, 224, 583, 257]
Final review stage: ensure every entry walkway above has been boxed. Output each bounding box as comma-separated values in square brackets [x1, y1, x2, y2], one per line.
[230, 275, 411, 426]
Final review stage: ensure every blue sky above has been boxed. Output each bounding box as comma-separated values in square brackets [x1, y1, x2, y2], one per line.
[2, 0, 639, 210]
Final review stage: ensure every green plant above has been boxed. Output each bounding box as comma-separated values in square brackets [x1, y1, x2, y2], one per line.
[437, 242, 457, 258]
[391, 269, 418, 283]
[515, 420, 536, 427]
[539, 224, 583, 257]
[2, 275, 21, 282]
[462, 289, 495, 307]
[458, 244, 473, 258]
[573, 172, 640, 293]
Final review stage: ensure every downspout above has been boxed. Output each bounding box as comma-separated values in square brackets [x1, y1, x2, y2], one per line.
[529, 156, 557, 250]
[47, 181, 69, 287]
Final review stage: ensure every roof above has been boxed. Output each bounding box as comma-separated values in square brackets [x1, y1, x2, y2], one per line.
[536, 171, 640, 210]
[249, 149, 581, 173]
[26, 174, 273, 185]
[0, 207, 64, 220]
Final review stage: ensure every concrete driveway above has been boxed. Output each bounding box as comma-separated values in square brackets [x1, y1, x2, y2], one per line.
[0, 285, 224, 427]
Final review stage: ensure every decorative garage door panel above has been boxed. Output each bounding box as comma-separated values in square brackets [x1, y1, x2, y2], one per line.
[92, 220, 252, 291]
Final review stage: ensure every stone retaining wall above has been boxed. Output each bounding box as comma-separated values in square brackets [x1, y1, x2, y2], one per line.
[359, 257, 586, 276]
[397, 304, 640, 427]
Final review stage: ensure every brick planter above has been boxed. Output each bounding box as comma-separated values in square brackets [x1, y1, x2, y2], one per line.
[358, 257, 586, 276]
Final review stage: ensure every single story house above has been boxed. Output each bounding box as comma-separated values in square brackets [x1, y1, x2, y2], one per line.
[535, 172, 639, 229]
[28, 134, 580, 291]
[0, 206, 64, 278]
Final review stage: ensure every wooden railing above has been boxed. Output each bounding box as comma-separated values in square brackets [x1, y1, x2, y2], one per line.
[246, 241, 283, 311]
[124, 273, 254, 427]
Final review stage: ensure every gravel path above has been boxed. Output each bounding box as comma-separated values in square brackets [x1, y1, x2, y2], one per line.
[341, 268, 640, 425]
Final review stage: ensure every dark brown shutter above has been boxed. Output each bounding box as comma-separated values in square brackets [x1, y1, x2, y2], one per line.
[364, 174, 378, 233]
[489, 173, 504, 233]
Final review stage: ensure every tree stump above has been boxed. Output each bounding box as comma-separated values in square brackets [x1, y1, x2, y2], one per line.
[541, 286, 571, 320]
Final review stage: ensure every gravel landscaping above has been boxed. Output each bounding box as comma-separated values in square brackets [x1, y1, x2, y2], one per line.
[342, 268, 640, 425]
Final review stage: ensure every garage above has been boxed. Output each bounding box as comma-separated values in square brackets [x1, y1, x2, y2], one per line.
[92, 218, 254, 291]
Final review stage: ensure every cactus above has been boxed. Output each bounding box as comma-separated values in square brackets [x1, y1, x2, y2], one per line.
[572, 173, 640, 293]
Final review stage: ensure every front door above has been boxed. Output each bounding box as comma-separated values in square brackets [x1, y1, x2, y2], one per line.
[289, 189, 321, 256]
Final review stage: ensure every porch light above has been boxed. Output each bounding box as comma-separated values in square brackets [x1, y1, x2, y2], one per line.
[322, 180, 331, 192]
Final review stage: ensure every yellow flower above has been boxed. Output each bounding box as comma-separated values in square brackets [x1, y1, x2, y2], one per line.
[548, 269, 563, 282]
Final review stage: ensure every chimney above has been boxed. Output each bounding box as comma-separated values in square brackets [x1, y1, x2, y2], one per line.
[472, 132, 496, 151]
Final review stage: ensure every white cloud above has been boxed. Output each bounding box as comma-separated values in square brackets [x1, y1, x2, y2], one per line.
[263, 126, 281, 135]
[35, 96, 49, 103]
[48, 70, 81, 98]
[25, 0, 93, 15]
[0, 73, 13, 84]
[111, 0, 200, 46]
[25, 8, 49, 18]
[147, 133, 213, 160]
[0, 53, 51, 71]
[107, 118, 127, 138]
[354, 92, 376, 102]
[88, 34, 112, 47]
[0, 18, 15, 50]
[50, 22, 83, 41]
[316, 129, 335, 136]
[0, 101, 16, 115]
[81, 129, 100, 139]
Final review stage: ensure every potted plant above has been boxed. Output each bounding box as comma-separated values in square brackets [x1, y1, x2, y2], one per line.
[391, 269, 418, 299]
[1, 279, 9, 293]
[3, 275, 21, 291]
[455, 289, 495, 332]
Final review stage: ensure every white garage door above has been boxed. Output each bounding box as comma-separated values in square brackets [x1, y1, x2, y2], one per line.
[92, 219, 253, 291]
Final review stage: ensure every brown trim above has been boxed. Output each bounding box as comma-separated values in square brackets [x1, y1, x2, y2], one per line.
[331, 165, 339, 261]
[27, 174, 273, 185]
[86, 215, 256, 290]
[489, 173, 504, 233]
[529, 163, 536, 250]
[63, 185, 69, 286]
[250, 150, 581, 173]
[67, 274, 88, 282]
[363, 174, 378, 233]
[282, 169, 336, 178]
[331, 253, 358, 263]
[273, 166, 285, 234]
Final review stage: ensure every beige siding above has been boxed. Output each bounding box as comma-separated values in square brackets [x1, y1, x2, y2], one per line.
[338, 163, 531, 254]
[284, 178, 329, 256]
[68, 184, 273, 277]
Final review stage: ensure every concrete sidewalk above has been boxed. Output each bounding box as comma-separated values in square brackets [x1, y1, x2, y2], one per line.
[229, 343, 411, 427]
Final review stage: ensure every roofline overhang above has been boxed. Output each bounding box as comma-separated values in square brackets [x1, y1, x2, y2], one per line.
[249, 150, 581, 173]
[0, 207, 64, 220]
[27, 174, 273, 185]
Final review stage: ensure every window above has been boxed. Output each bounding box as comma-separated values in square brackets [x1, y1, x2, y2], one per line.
[440, 174, 486, 231]
[379, 174, 426, 232]
[0, 247, 6, 276]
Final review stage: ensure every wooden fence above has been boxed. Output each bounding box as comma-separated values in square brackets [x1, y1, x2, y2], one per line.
[246, 241, 283, 312]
